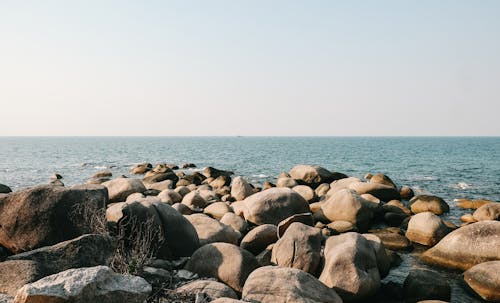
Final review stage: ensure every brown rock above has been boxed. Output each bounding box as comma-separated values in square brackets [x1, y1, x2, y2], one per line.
[185, 214, 239, 246]
[405, 212, 450, 246]
[175, 280, 238, 300]
[240, 224, 278, 255]
[409, 195, 449, 215]
[463, 261, 500, 302]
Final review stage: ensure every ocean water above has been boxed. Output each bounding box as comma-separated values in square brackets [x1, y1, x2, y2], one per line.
[0, 136, 499, 302]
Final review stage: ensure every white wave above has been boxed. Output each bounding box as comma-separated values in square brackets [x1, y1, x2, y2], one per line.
[94, 165, 107, 170]
[413, 176, 440, 181]
[252, 174, 269, 178]
[451, 182, 473, 190]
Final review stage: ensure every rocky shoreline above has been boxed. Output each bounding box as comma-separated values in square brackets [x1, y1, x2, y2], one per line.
[0, 163, 499, 303]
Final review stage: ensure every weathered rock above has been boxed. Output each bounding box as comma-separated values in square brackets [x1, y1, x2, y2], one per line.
[0, 184, 108, 254]
[369, 173, 397, 188]
[0, 184, 12, 194]
[157, 189, 182, 204]
[130, 163, 152, 174]
[455, 198, 493, 209]
[473, 202, 500, 221]
[103, 178, 146, 203]
[362, 234, 392, 278]
[242, 266, 342, 303]
[0, 294, 13, 303]
[13, 266, 151, 303]
[421, 221, 500, 270]
[327, 177, 361, 197]
[182, 191, 207, 210]
[289, 165, 346, 188]
[203, 167, 234, 179]
[409, 195, 450, 215]
[292, 185, 317, 203]
[185, 243, 258, 292]
[204, 202, 233, 220]
[92, 170, 112, 179]
[271, 223, 322, 274]
[185, 214, 239, 246]
[243, 188, 310, 226]
[182, 163, 196, 169]
[176, 280, 238, 300]
[348, 181, 401, 202]
[145, 179, 174, 191]
[463, 261, 500, 302]
[175, 186, 191, 197]
[368, 231, 412, 250]
[320, 189, 375, 232]
[240, 224, 278, 255]
[220, 212, 248, 234]
[277, 213, 314, 238]
[315, 183, 330, 198]
[405, 212, 450, 246]
[143, 171, 179, 184]
[210, 175, 232, 190]
[400, 186, 415, 200]
[230, 176, 253, 201]
[140, 266, 172, 285]
[319, 232, 380, 301]
[403, 269, 451, 303]
[327, 220, 357, 233]
[210, 298, 245, 303]
[276, 177, 298, 188]
[0, 260, 45, 295]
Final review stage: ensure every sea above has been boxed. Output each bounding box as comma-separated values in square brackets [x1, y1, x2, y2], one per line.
[0, 136, 499, 302]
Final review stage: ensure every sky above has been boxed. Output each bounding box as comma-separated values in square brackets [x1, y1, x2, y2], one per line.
[0, 0, 499, 136]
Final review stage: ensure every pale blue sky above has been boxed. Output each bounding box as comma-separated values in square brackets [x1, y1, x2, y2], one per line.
[1, 0, 499, 136]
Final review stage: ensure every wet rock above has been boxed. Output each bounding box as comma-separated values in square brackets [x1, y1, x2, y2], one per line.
[0, 184, 108, 254]
[103, 178, 146, 203]
[319, 232, 380, 301]
[231, 176, 254, 201]
[289, 164, 347, 188]
[463, 261, 500, 302]
[130, 163, 152, 174]
[271, 223, 322, 274]
[242, 266, 342, 303]
[143, 171, 179, 184]
[176, 280, 238, 300]
[368, 231, 412, 250]
[182, 163, 196, 169]
[473, 202, 500, 221]
[185, 214, 239, 245]
[405, 212, 450, 246]
[203, 167, 234, 179]
[243, 188, 310, 226]
[409, 195, 450, 215]
[240, 224, 278, 255]
[369, 173, 397, 188]
[13, 266, 151, 303]
[185, 242, 258, 292]
[0, 184, 12, 194]
[421, 221, 500, 270]
[403, 269, 451, 303]
[321, 189, 375, 232]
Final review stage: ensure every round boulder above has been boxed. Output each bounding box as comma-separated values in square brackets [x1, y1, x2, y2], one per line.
[185, 214, 239, 246]
[409, 195, 450, 215]
[463, 261, 500, 302]
[231, 177, 253, 201]
[473, 203, 500, 221]
[240, 224, 278, 255]
[289, 164, 346, 188]
[405, 212, 450, 246]
[103, 178, 146, 203]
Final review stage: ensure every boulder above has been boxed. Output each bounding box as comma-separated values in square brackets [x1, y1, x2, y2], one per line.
[0, 294, 12, 303]
[319, 232, 380, 301]
[455, 198, 493, 209]
[320, 189, 375, 232]
[185, 242, 258, 292]
[240, 224, 278, 255]
[315, 183, 330, 198]
[182, 163, 196, 169]
[175, 186, 191, 197]
[362, 234, 392, 278]
[473, 203, 500, 221]
[175, 280, 238, 300]
[0, 184, 108, 254]
[276, 177, 298, 188]
[204, 202, 233, 220]
[129, 163, 152, 174]
[143, 172, 179, 184]
[348, 181, 401, 202]
[210, 175, 232, 189]
[271, 223, 322, 274]
[369, 173, 397, 188]
[243, 188, 310, 226]
[403, 269, 450, 303]
[421, 221, 500, 270]
[327, 220, 357, 233]
[0, 184, 12, 193]
[145, 179, 174, 191]
[231, 176, 254, 201]
[103, 178, 146, 203]
[0, 260, 45, 295]
[92, 170, 112, 179]
[203, 167, 234, 179]
[220, 212, 248, 234]
[405, 212, 450, 246]
[327, 177, 361, 197]
[277, 213, 314, 238]
[182, 191, 207, 211]
[292, 185, 317, 203]
[13, 266, 151, 303]
[242, 266, 342, 303]
[409, 195, 450, 215]
[289, 165, 346, 188]
[463, 261, 500, 302]
[157, 189, 182, 204]
[368, 231, 412, 250]
[400, 186, 415, 200]
[185, 214, 239, 246]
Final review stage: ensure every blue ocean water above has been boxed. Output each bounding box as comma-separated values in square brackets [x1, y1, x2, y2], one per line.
[0, 136, 498, 302]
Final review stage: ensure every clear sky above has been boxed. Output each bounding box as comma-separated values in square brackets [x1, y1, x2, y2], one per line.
[1, 0, 499, 136]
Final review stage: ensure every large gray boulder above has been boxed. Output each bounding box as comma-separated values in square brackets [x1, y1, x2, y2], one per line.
[12, 266, 151, 303]
[185, 242, 258, 292]
[103, 178, 146, 203]
[243, 188, 310, 226]
[0, 184, 108, 254]
[289, 165, 346, 188]
[319, 232, 381, 301]
[271, 223, 322, 274]
[320, 189, 375, 231]
[422, 221, 500, 270]
[463, 261, 500, 302]
[242, 266, 342, 303]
